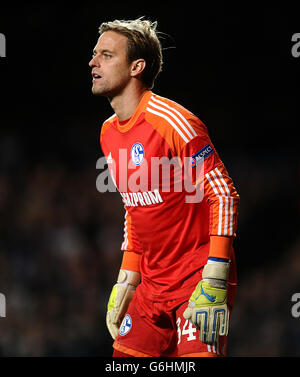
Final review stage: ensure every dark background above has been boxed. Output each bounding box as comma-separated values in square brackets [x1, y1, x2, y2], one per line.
[0, 2, 299, 356]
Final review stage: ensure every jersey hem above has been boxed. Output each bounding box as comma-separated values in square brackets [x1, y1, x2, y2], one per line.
[113, 341, 153, 357]
[180, 352, 219, 357]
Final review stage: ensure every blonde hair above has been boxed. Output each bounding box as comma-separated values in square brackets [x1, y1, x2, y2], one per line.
[99, 18, 163, 89]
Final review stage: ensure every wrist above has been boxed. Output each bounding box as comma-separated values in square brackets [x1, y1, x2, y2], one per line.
[117, 269, 141, 287]
[202, 257, 229, 289]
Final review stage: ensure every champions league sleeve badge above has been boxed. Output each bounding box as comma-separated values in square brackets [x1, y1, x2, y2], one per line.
[130, 142, 145, 166]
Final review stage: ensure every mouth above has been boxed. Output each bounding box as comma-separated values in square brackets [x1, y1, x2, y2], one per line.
[92, 72, 102, 81]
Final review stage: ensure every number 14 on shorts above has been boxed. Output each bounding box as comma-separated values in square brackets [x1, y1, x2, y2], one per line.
[176, 315, 225, 356]
[177, 317, 197, 343]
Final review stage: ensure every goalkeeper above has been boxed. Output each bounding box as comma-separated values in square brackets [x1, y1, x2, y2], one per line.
[90, 17, 239, 357]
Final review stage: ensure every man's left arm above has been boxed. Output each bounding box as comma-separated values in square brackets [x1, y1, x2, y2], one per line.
[184, 158, 240, 343]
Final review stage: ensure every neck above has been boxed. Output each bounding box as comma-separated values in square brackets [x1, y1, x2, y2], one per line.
[108, 84, 148, 121]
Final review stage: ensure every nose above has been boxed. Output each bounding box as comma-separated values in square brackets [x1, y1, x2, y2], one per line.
[89, 56, 96, 67]
[89, 55, 99, 68]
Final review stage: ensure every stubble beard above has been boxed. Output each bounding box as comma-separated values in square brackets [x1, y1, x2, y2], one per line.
[92, 82, 107, 97]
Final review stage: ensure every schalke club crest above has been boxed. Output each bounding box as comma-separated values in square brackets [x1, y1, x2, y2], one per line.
[130, 142, 145, 166]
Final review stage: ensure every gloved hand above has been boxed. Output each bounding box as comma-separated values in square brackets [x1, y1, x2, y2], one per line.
[183, 259, 230, 344]
[106, 269, 140, 339]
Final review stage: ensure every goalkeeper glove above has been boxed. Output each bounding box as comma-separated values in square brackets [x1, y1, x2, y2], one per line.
[106, 269, 140, 339]
[183, 258, 230, 344]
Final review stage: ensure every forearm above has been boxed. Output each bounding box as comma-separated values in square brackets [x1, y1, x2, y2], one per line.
[121, 250, 141, 272]
[209, 235, 233, 260]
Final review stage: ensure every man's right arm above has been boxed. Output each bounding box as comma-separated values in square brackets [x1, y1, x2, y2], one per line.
[106, 253, 141, 339]
[106, 209, 143, 340]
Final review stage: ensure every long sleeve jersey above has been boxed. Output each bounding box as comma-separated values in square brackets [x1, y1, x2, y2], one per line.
[100, 91, 239, 301]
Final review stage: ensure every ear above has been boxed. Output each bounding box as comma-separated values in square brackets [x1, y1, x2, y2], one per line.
[130, 59, 146, 77]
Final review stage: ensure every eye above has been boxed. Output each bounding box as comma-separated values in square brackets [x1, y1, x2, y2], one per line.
[104, 53, 112, 59]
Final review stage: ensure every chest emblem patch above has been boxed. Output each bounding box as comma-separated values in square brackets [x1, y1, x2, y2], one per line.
[130, 142, 145, 166]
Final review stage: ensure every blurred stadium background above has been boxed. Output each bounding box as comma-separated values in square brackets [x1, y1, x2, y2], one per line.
[0, 3, 299, 356]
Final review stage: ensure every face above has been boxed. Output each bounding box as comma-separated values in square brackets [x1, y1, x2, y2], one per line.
[89, 31, 132, 97]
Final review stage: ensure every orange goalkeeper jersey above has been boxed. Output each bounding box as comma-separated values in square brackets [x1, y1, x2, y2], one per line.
[100, 91, 239, 301]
